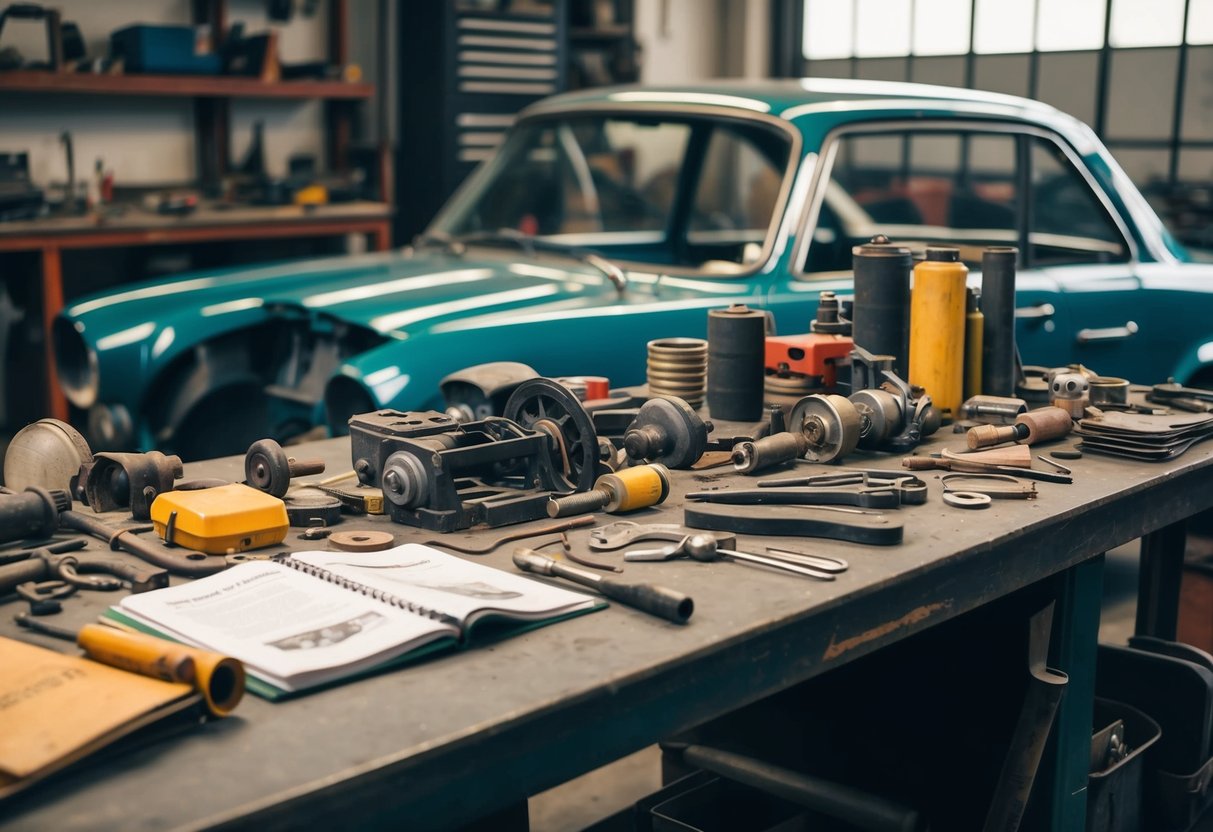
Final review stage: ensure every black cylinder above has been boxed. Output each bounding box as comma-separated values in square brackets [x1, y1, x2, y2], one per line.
[707, 304, 766, 422]
[852, 236, 912, 377]
[981, 247, 1018, 397]
[0, 487, 69, 545]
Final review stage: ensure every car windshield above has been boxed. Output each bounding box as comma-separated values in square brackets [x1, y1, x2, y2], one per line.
[430, 113, 794, 274]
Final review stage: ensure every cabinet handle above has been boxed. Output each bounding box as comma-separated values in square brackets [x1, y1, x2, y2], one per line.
[1077, 321, 1138, 343]
[1015, 303, 1055, 320]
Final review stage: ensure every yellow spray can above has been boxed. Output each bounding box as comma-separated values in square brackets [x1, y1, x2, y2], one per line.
[909, 248, 968, 422]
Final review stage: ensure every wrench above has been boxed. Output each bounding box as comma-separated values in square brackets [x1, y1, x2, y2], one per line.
[626, 534, 840, 580]
[588, 521, 736, 552]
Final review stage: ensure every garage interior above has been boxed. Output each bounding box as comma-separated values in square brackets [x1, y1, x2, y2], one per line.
[3, 2, 1213, 831]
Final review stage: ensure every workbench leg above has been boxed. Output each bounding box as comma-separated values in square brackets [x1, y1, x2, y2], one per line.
[40, 246, 68, 421]
[1135, 520, 1188, 640]
[1043, 555, 1104, 831]
[371, 221, 391, 251]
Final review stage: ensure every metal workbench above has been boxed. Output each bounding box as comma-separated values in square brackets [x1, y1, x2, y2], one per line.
[2, 429, 1209, 831]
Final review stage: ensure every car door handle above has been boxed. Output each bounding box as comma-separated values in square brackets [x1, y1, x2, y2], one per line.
[1015, 303, 1055, 320]
[1076, 321, 1138, 344]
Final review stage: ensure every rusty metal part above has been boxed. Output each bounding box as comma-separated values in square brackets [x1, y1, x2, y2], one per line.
[1089, 376, 1130, 406]
[328, 530, 395, 552]
[731, 433, 808, 474]
[423, 515, 596, 555]
[687, 487, 901, 510]
[1, 544, 168, 595]
[60, 509, 229, 576]
[943, 491, 992, 509]
[684, 504, 904, 546]
[299, 526, 335, 541]
[902, 455, 1073, 484]
[787, 394, 861, 463]
[622, 396, 710, 469]
[940, 474, 1037, 500]
[690, 451, 735, 470]
[0, 486, 71, 544]
[245, 438, 326, 499]
[17, 579, 76, 613]
[966, 407, 1073, 450]
[14, 611, 79, 639]
[84, 451, 183, 520]
[757, 470, 928, 506]
[283, 493, 343, 528]
[960, 395, 1028, 425]
[536, 533, 622, 573]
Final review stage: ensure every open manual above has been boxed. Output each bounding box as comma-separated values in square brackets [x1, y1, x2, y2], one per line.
[105, 543, 602, 698]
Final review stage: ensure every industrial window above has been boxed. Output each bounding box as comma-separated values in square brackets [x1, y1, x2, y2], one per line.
[802, 127, 1127, 274]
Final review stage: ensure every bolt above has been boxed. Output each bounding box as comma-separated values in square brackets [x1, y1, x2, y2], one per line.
[547, 490, 609, 518]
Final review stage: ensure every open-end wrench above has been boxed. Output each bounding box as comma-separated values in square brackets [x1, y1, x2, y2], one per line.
[626, 534, 839, 580]
[588, 521, 736, 552]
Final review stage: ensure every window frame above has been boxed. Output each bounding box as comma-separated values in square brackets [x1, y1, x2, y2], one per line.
[790, 118, 1139, 278]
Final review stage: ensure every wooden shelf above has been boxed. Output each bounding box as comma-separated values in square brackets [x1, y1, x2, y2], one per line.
[0, 70, 373, 100]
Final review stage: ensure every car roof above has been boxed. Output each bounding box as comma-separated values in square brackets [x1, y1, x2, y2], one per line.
[527, 77, 1062, 125]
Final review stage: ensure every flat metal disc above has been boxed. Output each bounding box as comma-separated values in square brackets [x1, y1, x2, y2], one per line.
[328, 530, 395, 552]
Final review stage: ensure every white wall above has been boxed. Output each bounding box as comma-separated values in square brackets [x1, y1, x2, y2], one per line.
[0, 0, 347, 187]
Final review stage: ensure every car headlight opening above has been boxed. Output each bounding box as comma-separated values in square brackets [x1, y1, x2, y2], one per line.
[53, 319, 100, 409]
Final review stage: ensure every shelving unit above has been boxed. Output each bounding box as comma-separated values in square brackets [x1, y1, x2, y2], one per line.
[0, 0, 390, 425]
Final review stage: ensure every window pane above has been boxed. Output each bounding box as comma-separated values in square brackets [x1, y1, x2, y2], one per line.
[1105, 49, 1178, 139]
[809, 58, 854, 78]
[973, 54, 1031, 96]
[1182, 46, 1213, 139]
[1189, 0, 1213, 44]
[974, 0, 1035, 54]
[911, 55, 967, 86]
[1037, 0, 1106, 51]
[913, 0, 971, 56]
[805, 131, 1018, 274]
[1031, 139, 1128, 265]
[1111, 0, 1184, 47]
[856, 57, 909, 81]
[1036, 52, 1100, 123]
[804, 0, 854, 59]
[855, 0, 912, 57]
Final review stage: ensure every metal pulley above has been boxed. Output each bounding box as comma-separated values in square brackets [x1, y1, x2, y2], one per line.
[503, 378, 601, 493]
[787, 394, 861, 463]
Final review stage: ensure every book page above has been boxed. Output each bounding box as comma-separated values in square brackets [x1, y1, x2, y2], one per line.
[117, 561, 457, 690]
[290, 544, 598, 627]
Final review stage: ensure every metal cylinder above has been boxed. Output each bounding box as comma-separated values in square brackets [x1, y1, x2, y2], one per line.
[981, 247, 1018, 397]
[731, 433, 808, 474]
[707, 304, 767, 422]
[909, 248, 968, 422]
[852, 236, 912, 376]
[647, 338, 707, 407]
[965, 287, 984, 401]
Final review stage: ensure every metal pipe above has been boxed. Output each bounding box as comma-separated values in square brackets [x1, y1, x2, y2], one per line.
[981, 247, 1019, 397]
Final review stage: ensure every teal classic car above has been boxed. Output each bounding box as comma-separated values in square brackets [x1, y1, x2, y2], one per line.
[55, 78, 1209, 458]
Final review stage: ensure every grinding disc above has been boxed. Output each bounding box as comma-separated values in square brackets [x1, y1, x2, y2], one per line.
[328, 530, 395, 552]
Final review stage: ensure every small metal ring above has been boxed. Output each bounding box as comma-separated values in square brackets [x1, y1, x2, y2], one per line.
[943, 491, 992, 509]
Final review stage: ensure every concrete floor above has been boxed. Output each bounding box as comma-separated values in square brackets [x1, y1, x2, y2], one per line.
[526, 539, 1177, 831]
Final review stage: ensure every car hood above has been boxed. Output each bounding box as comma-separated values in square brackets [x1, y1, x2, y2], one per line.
[64, 247, 625, 341]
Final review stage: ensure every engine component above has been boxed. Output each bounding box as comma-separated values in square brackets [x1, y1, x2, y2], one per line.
[3, 418, 93, 494]
[0, 486, 70, 544]
[512, 547, 693, 624]
[647, 337, 708, 407]
[60, 509, 231, 576]
[244, 439, 326, 498]
[788, 394, 861, 462]
[909, 247, 968, 422]
[981, 247, 1019, 398]
[852, 235, 912, 376]
[350, 408, 595, 532]
[961, 395, 1028, 425]
[1050, 373, 1090, 418]
[764, 292, 854, 398]
[439, 361, 538, 423]
[731, 433, 807, 475]
[553, 376, 610, 402]
[83, 451, 183, 521]
[847, 347, 941, 452]
[966, 407, 1074, 450]
[622, 396, 710, 469]
[151, 483, 289, 554]
[547, 464, 670, 518]
[329, 530, 396, 552]
[707, 304, 767, 422]
[503, 377, 602, 493]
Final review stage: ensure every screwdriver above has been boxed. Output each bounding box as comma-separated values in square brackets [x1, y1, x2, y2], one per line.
[512, 547, 694, 624]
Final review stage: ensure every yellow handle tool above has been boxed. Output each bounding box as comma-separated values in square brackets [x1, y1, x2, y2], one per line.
[77, 624, 245, 717]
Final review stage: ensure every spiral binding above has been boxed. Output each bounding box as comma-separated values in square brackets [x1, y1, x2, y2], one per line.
[277, 555, 456, 625]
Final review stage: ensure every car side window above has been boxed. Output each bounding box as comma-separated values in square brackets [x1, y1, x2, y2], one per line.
[1030, 138, 1128, 266]
[802, 126, 1128, 275]
[804, 131, 1019, 273]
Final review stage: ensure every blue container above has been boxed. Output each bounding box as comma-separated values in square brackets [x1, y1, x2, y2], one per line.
[110, 25, 222, 75]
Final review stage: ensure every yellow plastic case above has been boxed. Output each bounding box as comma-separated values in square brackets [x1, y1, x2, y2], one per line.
[150, 483, 288, 554]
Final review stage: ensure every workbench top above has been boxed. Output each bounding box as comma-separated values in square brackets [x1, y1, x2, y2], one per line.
[3, 428, 1211, 830]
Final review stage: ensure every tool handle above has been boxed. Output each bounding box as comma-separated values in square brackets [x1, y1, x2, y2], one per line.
[598, 578, 693, 624]
[1017, 406, 1073, 444]
[0, 557, 50, 594]
[966, 423, 1019, 450]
